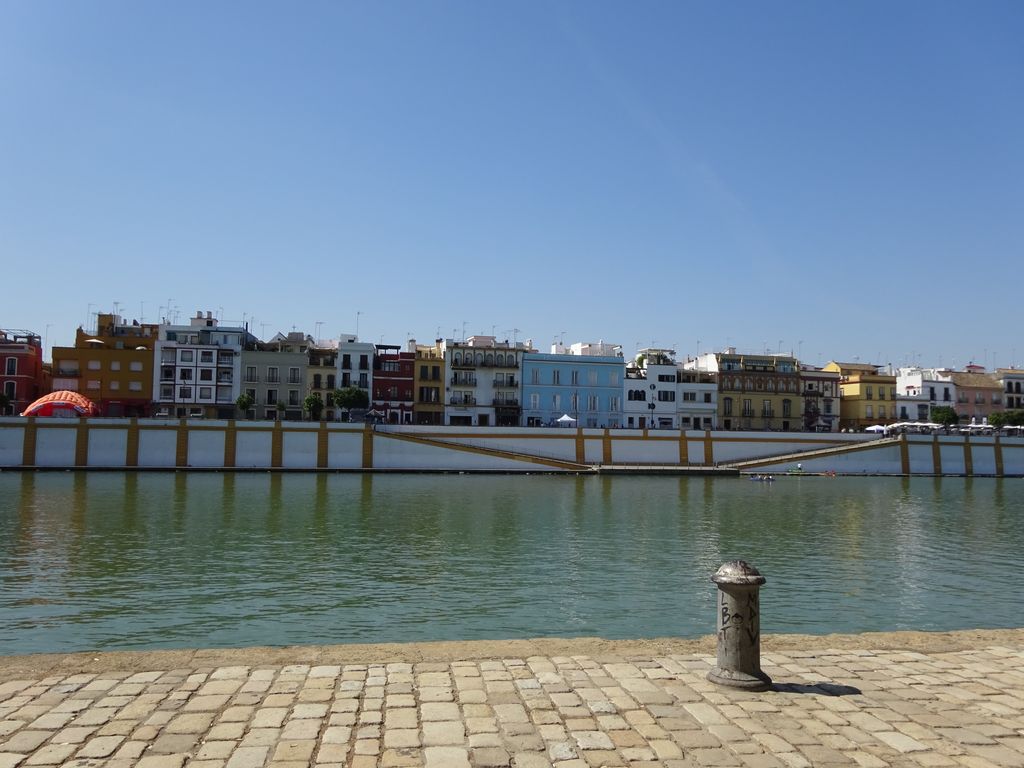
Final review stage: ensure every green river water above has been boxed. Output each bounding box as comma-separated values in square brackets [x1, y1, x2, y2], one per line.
[0, 471, 1020, 655]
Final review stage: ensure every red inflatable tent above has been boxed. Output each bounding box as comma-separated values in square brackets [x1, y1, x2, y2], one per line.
[21, 390, 100, 417]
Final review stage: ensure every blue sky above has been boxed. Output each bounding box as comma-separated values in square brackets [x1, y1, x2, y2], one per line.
[2, 2, 1021, 369]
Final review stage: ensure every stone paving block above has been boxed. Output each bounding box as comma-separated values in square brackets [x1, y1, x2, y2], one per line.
[22, 744, 77, 765]
[424, 746, 470, 767]
[225, 747, 269, 768]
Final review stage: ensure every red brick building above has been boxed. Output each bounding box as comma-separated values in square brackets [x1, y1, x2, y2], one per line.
[372, 344, 415, 424]
[1, 329, 46, 415]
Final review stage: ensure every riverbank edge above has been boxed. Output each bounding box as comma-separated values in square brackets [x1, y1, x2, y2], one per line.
[3, 627, 1022, 682]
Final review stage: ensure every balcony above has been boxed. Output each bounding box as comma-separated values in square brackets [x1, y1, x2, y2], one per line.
[217, 373, 233, 384]
[742, 409, 755, 418]
[762, 409, 775, 418]
[494, 378, 517, 387]
[451, 375, 477, 386]
[493, 398, 519, 407]
[449, 396, 477, 406]
[266, 374, 280, 383]
[288, 375, 302, 385]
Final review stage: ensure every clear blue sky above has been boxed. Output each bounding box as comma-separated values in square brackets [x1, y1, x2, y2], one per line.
[2, 1, 1021, 370]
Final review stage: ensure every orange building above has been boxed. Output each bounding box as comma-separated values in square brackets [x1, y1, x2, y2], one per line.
[51, 313, 158, 416]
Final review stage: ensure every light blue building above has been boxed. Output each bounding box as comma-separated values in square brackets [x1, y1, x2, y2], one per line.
[521, 346, 625, 428]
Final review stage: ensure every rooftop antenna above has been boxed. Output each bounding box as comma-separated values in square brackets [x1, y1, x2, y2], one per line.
[462, 321, 467, 341]
[260, 322, 268, 339]
[315, 321, 323, 343]
[355, 310, 362, 338]
[512, 328, 520, 344]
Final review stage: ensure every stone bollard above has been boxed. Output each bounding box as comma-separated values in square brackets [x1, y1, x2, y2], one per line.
[707, 560, 772, 691]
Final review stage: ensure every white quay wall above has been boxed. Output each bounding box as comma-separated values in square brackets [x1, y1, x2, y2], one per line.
[0, 417, 1021, 476]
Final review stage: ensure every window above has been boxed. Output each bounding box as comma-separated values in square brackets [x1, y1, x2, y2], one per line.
[742, 399, 753, 417]
[179, 369, 193, 380]
[762, 399, 772, 417]
[245, 388, 257, 402]
[866, 405, 873, 418]
[246, 366, 257, 382]
[588, 370, 598, 385]
[200, 350, 214, 363]
[266, 389, 278, 405]
[88, 360, 101, 370]
[160, 385, 173, 399]
[723, 397, 733, 416]
[704, 392, 712, 403]
[531, 369, 540, 385]
[571, 370, 579, 385]
[110, 361, 121, 371]
[587, 395, 599, 410]
[180, 350, 194, 363]
[890, 387, 896, 400]
[342, 354, 352, 369]
[552, 394, 561, 410]
[4, 358, 15, 375]
[327, 374, 335, 389]
[879, 405, 886, 418]
[313, 373, 322, 389]
[266, 367, 279, 383]
[683, 392, 696, 401]
[610, 372, 619, 386]
[865, 385, 873, 400]
[129, 381, 142, 391]
[199, 369, 213, 381]
[130, 361, 143, 372]
[359, 355, 369, 370]
[570, 393, 578, 411]
[110, 381, 120, 391]
[609, 396, 620, 411]
[552, 370, 561, 385]
[657, 391, 675, 402]
[529, 393, 540, 409]
[289, 367, 301, 384]
[161, 366, 174, 381]
[200, 387, 213, 399]
[288, 390, 299, 406]
[178, 386, 192, 399]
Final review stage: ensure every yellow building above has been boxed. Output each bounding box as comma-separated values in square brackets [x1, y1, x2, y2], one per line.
[413, 342, 445, 425]
[823, 361, 898, 431]
[51, 313, 158, 416]
[701, 351, 803, 431]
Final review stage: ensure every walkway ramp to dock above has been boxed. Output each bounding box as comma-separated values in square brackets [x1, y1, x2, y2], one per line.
[374, 428, 595, 472]
[726, 436, 902, 470]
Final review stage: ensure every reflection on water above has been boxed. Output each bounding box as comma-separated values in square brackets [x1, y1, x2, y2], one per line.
[0, 471, 1021, 654]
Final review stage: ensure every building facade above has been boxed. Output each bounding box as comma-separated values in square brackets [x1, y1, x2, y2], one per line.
[240, 337, 310, 421]
[336, 334, 374, 420]
[413, 341, 445, 425]
[824, 361, 898, 430]
[677, 370, 718, 430]
[689, 350, 802, 431]
[443, 336, 528, 427]
[624, 349, 680, 429]
[1, 329, 45, 415]
[999, 368, 1024, 411]
[153, 311, 255, 418]
[798, 366, 840, 432]
[51, 314, 158, 417]
[520, 344, 624, 428]
[372, 343, 415, 424]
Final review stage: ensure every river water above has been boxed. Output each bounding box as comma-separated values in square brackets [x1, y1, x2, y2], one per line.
[0, 471, 1020, 655]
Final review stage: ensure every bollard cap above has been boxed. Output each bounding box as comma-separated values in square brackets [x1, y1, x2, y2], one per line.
[711, 560, 766, 586]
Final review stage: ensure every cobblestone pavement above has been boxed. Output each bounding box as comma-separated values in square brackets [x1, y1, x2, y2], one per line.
[2, 643, 1023, 768]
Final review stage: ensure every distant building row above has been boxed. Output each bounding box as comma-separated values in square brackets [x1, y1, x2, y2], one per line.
[2, 313, 1022, 431]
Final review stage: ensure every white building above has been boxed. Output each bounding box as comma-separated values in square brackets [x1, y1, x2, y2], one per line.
[153, 311, 256, 418]
[623, 349, 679, 429]
[336, 334, 375, 420]
[896, 367, 957, 420]
[677, 370, 718, 430]
[443, 335, 532, 427]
